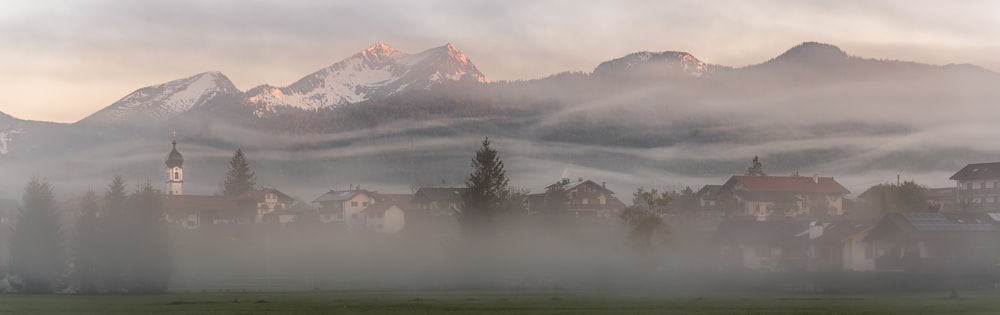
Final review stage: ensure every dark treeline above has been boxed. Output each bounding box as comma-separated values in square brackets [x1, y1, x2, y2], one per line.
[4, 176, 170, 294]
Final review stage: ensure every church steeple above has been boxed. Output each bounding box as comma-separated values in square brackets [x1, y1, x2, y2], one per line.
[165, 132, 184, 195]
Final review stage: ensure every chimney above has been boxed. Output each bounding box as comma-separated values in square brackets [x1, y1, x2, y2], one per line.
[809, 221, 824, 239]
[812, 174, 819, 184]
[602, 181, 606, 188]
[561, 178, 570, 185]
[578, 177, 583, 182]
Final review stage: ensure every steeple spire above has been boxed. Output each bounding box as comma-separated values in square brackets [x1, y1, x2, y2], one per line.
[166, 133, 184, 195]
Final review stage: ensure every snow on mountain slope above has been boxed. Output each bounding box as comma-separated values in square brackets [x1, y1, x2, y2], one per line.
[593, 51, 709, 79]
[244, 43, 489, 112]
[78, 72, 241, 124]
[0, 111, 24, 157]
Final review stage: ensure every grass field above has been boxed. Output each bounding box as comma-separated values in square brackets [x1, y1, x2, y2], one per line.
[1, 290, 999, 315]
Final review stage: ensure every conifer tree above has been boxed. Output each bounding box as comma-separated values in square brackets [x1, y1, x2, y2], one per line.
[71, 191, 100, 294]
[98, 175, 129, 293]
[9, 177, 65, 293]
[459, 137, 510, 234]
[223, 148, 256, 196]
[745, 156, 766, 176]
[125, 182, 171, 293]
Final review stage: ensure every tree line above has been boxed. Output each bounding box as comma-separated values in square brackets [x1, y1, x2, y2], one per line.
[4, 176, 170, 294]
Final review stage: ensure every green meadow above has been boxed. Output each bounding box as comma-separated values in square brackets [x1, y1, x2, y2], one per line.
[2, 290, 999, 315]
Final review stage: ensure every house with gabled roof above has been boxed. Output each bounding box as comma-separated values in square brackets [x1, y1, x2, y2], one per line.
[950, 162, 1000, 212]
[714, 219, 807, 271]
[525, 178, 626, 217]
[162, 187, 297, 228]
[411, 187, 466, 216]
[312, 188, 377, 226]
[865, 212, 1000, 272]
[719, 175, 850, 220]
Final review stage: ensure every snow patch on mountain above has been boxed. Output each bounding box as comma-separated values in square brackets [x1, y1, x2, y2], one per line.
[0, 129, 23, 157]
[243, 42, 489, 112]
[79, 72, 240, 124]
[593, 51, 708, 78]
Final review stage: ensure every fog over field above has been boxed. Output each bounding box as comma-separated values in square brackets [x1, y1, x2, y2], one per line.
[2, 2, 1000, 299]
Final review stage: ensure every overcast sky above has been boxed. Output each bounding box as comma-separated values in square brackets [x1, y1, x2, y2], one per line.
[2, 0, 999, 123]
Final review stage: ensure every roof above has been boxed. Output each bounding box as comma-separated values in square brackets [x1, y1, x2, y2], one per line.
[162, 195, 243, 213]
[723, 175, 850, 195]
[800, 221, 875, 243]
[544, 179, 615, 195]
[734, 191, 801, 202]
[412, 187, 466, 204]
[695, 185, 724, 200]
[165, 140, 183, 168]
[312, 189, 374, 203]
[376, 194, 417, 210]
[950, 162, 1000, 181]
[239, 187, 293, 202]
[866, 212, 1000, 242]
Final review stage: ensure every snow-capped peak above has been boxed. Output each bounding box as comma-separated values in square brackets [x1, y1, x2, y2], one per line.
[361, 42, 404, 58]
[78, 71, 241, 124]
[242, 42, 490, 112]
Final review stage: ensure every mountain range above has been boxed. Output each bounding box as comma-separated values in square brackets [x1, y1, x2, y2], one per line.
[2, 41, 999, 199]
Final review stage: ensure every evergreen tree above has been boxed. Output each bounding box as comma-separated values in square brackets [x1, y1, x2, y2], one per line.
[745, 156, 766, 176]
[125, 182, 171, 294]
[9, 177, 65, 293]
[459, 137, 510, 235]
[71, 191, 100, 294]
[98, 175, 129, 293]
[223, 148, 256, 196]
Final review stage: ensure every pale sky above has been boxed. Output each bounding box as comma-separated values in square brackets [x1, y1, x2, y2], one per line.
[2, 0, 999, 123]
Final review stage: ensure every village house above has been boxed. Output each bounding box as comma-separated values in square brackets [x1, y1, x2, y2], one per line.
[311, 189, 414, 234]
[715, 219, 806, 271]
[157, 138, 299, 228]
[715, 219, 878, 272]
[719, 175, 850, 220]
[312, 188, 377, 226]
[925, 187, 957, 212]
[796, 221, 876, 272]
[411, 187, 466, 216]
[526, 178, 626, 217]
[950, 162, 1000, 212]
[864, 212, 1000, 272]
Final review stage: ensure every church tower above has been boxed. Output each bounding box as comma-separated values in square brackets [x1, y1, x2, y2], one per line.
[165, 133, 184, 195]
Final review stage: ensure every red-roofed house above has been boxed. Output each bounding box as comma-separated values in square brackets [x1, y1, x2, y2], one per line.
[720, 175, 850, 220]
[162, 187, 295, 228]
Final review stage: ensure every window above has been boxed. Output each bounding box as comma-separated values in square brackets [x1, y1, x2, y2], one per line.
[981, 182, 986, 189]
[582, 199, 589, 205]
[967, 183, 973, 190]
[351, 201, 358, 207]
[362, 201, 369, 207]
[174, 171, 179, 180]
